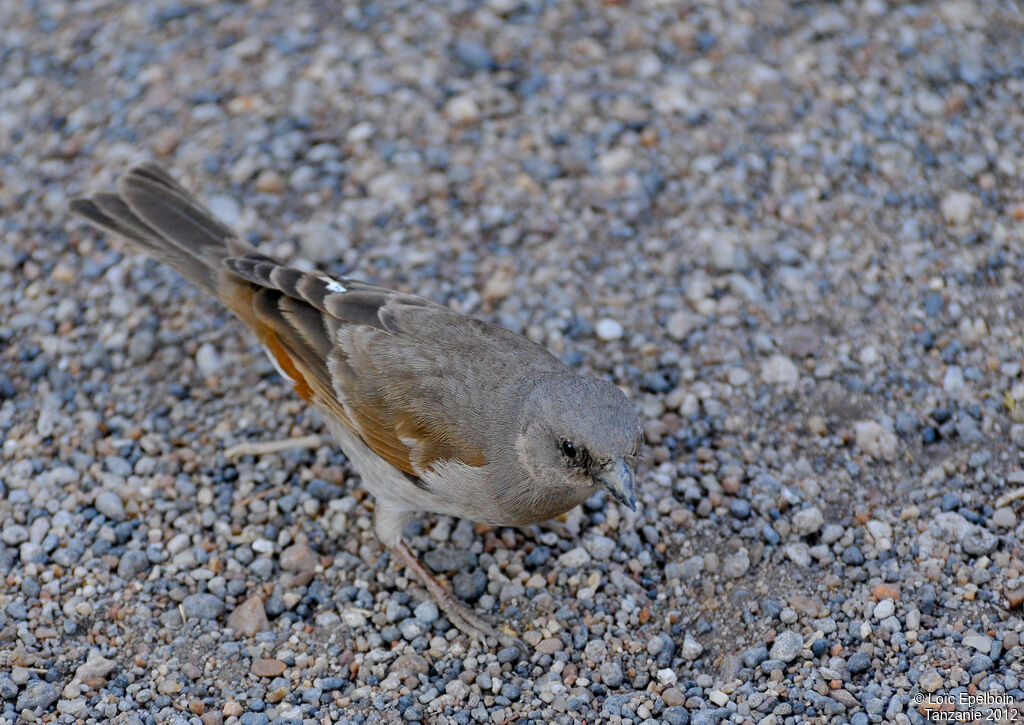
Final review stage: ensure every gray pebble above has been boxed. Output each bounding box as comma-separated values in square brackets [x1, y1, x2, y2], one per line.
[118, 550, 150, 579]
[847, 650, 871, 674]
[1, 525, 29, 546]
[181, 593, 224, 620]
[16, 681, 59, 711]
[742, 644, 769, 668]
[599, 661, 623, 688]
[770, 631, 803, 663]
[422, 548, 476, 572]
[94, 491, 126, 522]
[452, 39, 496, 71]
[413, 600, 439, 624]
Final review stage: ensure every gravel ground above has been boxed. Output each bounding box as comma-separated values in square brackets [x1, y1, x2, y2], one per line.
[3, 1, 1024, 723]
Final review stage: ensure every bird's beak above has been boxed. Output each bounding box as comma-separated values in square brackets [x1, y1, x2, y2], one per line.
[596, 458, 635, 511]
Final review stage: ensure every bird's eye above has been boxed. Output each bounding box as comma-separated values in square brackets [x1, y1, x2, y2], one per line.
[560, 440, 578, 459]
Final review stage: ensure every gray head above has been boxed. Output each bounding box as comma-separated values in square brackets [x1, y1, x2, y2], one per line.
[517, 375, 643, 511]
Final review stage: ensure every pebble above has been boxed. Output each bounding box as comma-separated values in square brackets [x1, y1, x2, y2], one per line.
[595, 318, 624, 342]
[599, 661, 623, 688]
[94, 491, 126, 522]
[279, 542, 318, 572]
[873, 599, 895, 620]
[118, 550, 150, 579]
[251, 658, 287, 678]
[666, 311, 703, 341]
[761, 355, 799, 385]
[181, 593, 224, 620]
[940, 191, 976, 224]
[682, 634, 704, 660]
[792, 506, 824, 536]
[227, 595, 270, 636]
[770, 631, 803, 663]
[17, 681, 59, 712]
[853, 421, 899, 461]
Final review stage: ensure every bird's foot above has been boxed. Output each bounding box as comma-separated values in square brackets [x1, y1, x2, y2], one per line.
[391, 541, 528, 658]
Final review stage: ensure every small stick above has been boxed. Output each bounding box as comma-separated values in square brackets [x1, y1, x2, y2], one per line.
[224, 434, 322, 460]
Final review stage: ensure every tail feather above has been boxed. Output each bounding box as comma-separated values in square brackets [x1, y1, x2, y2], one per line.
[71, 162, 254, 296]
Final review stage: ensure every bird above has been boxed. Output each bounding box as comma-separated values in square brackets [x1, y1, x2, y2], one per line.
[71, 162, 643, 651]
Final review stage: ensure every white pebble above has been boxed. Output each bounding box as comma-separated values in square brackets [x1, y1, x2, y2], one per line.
[940, 191, 975, 225]
[595, 318, 623, 341]
[761, 354, 799, 385]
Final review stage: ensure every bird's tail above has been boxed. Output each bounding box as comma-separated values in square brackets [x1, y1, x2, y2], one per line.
[70, 162, 254, 297]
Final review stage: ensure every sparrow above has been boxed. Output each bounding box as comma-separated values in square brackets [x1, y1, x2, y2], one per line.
[71, 162, 643, 650]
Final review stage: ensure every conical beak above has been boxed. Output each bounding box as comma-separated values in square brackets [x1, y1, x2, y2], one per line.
[596, 458, 635, 511]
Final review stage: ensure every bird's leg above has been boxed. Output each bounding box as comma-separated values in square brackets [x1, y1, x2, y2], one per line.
[375, 503, 527, 655]
[391, 541, 526, 655]
[224, 434, 323, 459]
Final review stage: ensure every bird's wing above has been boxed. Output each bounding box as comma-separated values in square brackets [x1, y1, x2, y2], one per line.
[222, 256, 562, 477]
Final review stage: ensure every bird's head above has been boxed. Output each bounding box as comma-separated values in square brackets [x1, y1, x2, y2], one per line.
[517, 376, 643, 511]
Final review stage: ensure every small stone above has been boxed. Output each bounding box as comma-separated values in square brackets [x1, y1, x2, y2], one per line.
[847, 650, 871, 674]
[536, 638, 563, 655]
[452, 570, 487, 601]
[251, 658, 287, 677]
[873, 599, 895, 620]
[963, 632, 992, 654]
[557, 547, 591, 568]
[585, 535, 616, 561]
[17, 681, 59, 711]
[94, 491, 126, 522]
[788, 595, 827, 618]
[118, 550, 150, 579]
[991, 507, 1016, 528]
[919, 668, 943, 693]
[761, 355, 799, 385]
[157, 676, 182, 694]
[662, 687, 685, 707]
[1, 525, 29, 545]
[341, 608, 368, 628]
[664, 706, 688, 725]
[389, 654, 429, 679]
[195, 343, 222, 378]
[770, 631, 802, 663]
[865, 520, 893, 551]
[853, 421, 898, 461]
[940, 191, 976, 225]
[599, 661, 623, 688]
[682, 633, 703, 660]
[962, 529, 998, 556]
[1006, 587, 1024, 608]
[413, 600, 439, 624]
[595, 318, 624, 341]
[279, 543, 318, 573]
[254, 169, 284, 193]
[207, 196, 241, 227]
[71, 649, 116, 686]
[723, 550, 750, 578]
[445, 95, 480, 124]
[657, 668, 678, 686]
[228, 595, 270, 636]
[422, 549, 476, 572]
[666, 311, 703, 341]
[223, 702, 244, 717]
[181, 593, 224, 620]
[792, 506, 824, 536]
[453, 39, 496, 71]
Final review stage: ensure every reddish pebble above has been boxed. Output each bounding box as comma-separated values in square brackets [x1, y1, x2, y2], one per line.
[251, 658, 286, 677]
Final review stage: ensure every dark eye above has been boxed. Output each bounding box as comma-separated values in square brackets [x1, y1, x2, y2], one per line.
[560, 440, 578, 459]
